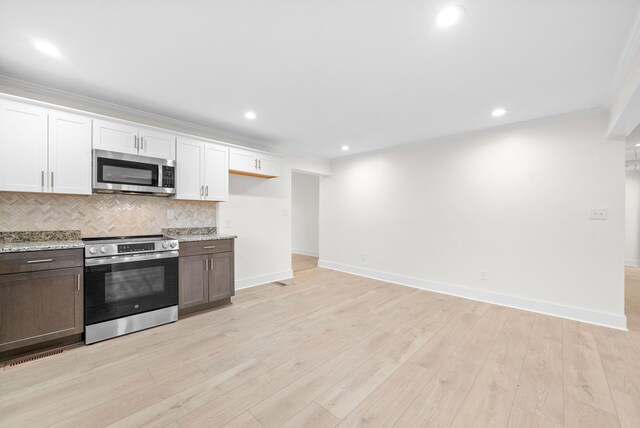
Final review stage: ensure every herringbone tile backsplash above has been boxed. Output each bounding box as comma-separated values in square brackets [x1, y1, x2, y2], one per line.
[0, 192, 216, 237]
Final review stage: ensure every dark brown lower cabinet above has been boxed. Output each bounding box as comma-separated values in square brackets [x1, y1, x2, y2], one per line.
[0, 249, 84, 356]
[178, 240, 234, 315]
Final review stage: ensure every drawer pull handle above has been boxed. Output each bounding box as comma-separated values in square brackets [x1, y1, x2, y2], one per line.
[27, 259, 53, 264]
[77, 274, 81, 291]
[205, 258, 208, 271]
[203, 245, 216, 249]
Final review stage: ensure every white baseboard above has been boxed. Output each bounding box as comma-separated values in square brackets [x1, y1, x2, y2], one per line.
[235, 270, 294, 290]
[292, 249, 319, 257]
[318, 260, 628, 331]
[625, 259, 640, 267]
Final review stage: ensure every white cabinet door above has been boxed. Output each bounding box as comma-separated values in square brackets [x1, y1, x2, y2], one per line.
[203, 143, 229, 201]
[0, 100, 48, 193]
[176, 138, 204, 201]
[229, 147, 280, 178]
[48, 111, 92, 195]
[139, 127, 176, 160]
[257, 153, 281, 178]
[93, 119, 138, 154]
[229, 148, 259, 174]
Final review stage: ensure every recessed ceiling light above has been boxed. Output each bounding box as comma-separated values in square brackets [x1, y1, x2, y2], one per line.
[341, 145, 350, 151]
[436, 6, 465, 28]
[244, 111, 256, 120]
[491, 108, 508, 117]
[33, 40, 62, 57]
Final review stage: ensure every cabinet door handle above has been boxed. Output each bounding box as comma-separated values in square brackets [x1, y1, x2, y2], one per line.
[140, 137, 144, 150]
[254, 159, 258, 170]
[203, 245, 216, 249]
[258, 159, 261, 170]
[210, 258, 214, 270]
[51, 171, 54, 188]
[27, 259, 53, 264]
[41, 170, 45, 188]
[77, 273, 81, 291]
[134, 135, 138, 149]
[205, 185, 208, 197]
[205, 258, 208, 271]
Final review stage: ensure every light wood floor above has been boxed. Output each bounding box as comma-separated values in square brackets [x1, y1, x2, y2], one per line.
[292, 253, 318, 273]
[1, 266, 639, 427]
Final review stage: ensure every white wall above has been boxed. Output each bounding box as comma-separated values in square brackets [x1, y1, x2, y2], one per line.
[626, 171, 640, 265]
[320, 114, 627, 329]
[217, 155, 329, 289]
[216, 168, 292, 289]
[292, 173, 320, 256]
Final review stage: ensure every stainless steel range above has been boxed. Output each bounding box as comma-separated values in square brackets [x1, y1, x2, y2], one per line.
[83, 235, 179, 344]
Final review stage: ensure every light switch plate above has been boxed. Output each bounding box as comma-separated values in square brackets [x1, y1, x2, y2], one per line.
[590, 208, 608, 220]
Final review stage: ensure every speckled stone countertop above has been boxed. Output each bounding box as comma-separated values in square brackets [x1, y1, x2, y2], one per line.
[162, 227, 237, 243]
[0, 230, 84, 253]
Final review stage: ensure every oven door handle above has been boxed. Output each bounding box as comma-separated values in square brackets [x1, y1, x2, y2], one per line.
[85, 251, 179, 266]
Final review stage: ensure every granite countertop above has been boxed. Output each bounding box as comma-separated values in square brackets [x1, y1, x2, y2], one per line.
[162, 227, 237, 243]
[0, 230, 84, 254]
[170, 234, 237, 243]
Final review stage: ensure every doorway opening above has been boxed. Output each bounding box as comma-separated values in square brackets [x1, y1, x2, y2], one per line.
[291, 172, 320, 274]
[625, 141, 640, 331]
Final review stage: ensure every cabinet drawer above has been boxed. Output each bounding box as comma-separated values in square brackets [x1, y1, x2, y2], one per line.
[0, 249, 83, 275]
[179, 240, 234, 257]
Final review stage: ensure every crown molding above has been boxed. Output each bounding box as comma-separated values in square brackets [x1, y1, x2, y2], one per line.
[605, 7, 640, 108]
[0, 75, 274, 151]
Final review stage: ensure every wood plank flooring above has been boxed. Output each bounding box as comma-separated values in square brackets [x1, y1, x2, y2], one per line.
[0, 265, 639, 427]
[292, 253, 318, 273]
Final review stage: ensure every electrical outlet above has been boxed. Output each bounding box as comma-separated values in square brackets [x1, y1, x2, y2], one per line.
[224, 220, 232, 228]
[590, 208, 608, 220]
[166, 209, 175, 220]
[480, 270, 488, 280]
[282, 208, 289, 217]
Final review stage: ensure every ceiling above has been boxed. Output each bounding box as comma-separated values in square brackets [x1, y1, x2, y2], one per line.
[0, 0, 639, 158]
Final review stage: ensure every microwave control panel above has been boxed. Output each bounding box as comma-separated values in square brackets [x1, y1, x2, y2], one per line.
[162, 166, 175, 188]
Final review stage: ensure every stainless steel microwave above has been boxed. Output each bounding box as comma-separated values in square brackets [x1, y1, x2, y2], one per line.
[92, 149, 176, 196]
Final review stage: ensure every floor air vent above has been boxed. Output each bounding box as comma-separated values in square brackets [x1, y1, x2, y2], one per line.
[3, 348, 64, 369]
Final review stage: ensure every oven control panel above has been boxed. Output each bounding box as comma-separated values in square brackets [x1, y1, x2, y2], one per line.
[84, 238, 179, 258]
[118, 243, 156, 253]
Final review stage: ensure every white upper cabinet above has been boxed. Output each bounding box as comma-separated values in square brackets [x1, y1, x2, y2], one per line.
[139, 127, 176, 160]
[203, 143, 229, 201]
[0, 99, 92, 195]
[93, 119, 176, 160]
[93, 119, 138, 155]
[176, 137, 229, 201]
[48, 111, 92, 195]
[176, 138, 204, 201]
[229, 147, 281, 178]
[0, 100, 48, 193]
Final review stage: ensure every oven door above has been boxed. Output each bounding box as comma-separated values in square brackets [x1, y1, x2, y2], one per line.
[84, 252, 178, 326]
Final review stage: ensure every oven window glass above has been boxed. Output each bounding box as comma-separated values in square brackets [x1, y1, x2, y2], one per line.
[105, 266, 165, 302]
[84, 256, 178, 325]
[97, 157, 158, 186]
